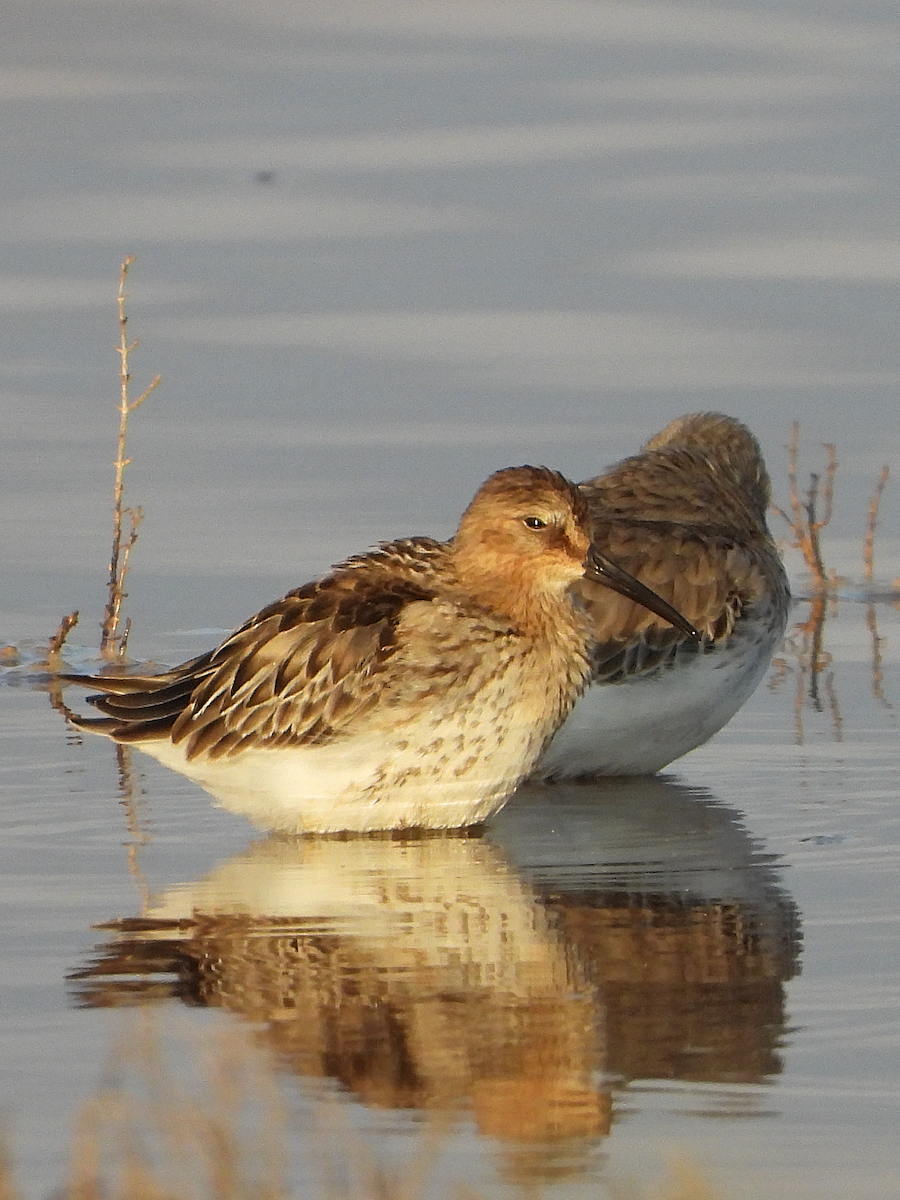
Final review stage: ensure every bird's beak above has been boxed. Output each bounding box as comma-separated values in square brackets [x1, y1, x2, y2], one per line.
[584, 547, 701, 641]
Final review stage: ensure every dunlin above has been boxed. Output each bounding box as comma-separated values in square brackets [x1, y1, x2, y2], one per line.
[63, 466, 695, 834]
[535, 413, 790, 779]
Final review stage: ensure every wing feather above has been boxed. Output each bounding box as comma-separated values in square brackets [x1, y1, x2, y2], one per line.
[63, 547, 441, 757]
[577, 518, 770, 682]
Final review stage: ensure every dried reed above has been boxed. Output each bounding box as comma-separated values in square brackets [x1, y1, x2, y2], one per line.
[100, 256, 160, 659]
[770, 427, 893, 737]
[863, 464, 890, 585]
[45, 258, 158, 664]
[773, 422, 892, 592]
[46, 610, 80, 672]
[771, 422, 836, 589]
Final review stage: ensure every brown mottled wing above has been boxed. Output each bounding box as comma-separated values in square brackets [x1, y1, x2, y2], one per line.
[66, 554, 440, 759]
[576, 517, 766, 682]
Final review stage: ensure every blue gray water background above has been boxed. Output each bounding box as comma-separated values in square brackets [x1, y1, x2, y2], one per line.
[1, 3, 899, 1198]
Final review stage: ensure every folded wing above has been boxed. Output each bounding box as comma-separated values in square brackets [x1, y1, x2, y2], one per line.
[65, 565, 437, 760]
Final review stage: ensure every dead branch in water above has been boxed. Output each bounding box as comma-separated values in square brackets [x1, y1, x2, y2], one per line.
[47, 610, 80, 670]
[771, 422, 837, 589]
[100, 256, 160, 659]
[770, 435, 894, 736]
[863, 464, 890, 585]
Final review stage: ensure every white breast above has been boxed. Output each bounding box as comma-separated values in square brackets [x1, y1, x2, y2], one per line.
[534, 612, 783, 779]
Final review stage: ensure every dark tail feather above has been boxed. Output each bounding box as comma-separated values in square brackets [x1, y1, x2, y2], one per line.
[67, 713, 179, 742]
[58, 656, 206, 696]
[59, 670, 204, 740]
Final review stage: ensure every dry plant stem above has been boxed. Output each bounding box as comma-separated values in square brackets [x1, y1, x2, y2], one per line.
[772, 424, 836, 588]
[783, 421, 804, 540]
[47, 609, 79, 666]
[46, 611, 82, 721]
[101, 256, 159, 660]
[863, 464, 890, 584]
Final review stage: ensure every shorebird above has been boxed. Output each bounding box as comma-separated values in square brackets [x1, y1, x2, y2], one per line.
[534, 413, 790, 779]
[63, 465, 696, 834]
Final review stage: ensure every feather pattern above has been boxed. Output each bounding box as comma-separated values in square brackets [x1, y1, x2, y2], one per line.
[536, 413, 790, 778]
[76, 548, 449, 755]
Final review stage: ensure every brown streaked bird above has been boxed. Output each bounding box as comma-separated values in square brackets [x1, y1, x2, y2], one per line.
[62, 466, 696, 834]
[534, 413, 790, 780]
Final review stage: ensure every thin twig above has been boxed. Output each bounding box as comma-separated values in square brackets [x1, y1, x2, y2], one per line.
[771, 425, 837, 589]
[100, 257, 159, 660]
[47, 610, 80, 669]
[804, 471, 827, 583]
[818, 445, 837, 531]
[863, 464, 890, 584]
[46, 611, 81, 717]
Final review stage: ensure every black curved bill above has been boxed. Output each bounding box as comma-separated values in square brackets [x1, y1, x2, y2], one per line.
[584, 548, 701, 641]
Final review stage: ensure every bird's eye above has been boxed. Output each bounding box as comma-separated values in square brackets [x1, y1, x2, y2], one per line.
[522, 516, 547, 530]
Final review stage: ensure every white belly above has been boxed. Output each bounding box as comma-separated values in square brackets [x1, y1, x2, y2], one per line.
[535, 623, 780, 779]
[137, 734, 520, 834]
[132, 667, 556, 834]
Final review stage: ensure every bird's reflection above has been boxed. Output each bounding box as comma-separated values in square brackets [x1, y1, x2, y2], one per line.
[497, 779, 801, 1088]
[70, 776, 800, 1163]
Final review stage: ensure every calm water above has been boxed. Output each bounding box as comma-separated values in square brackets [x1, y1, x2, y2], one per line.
[2, 600, 899, 1198]
[2, 2, 900, 1197]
